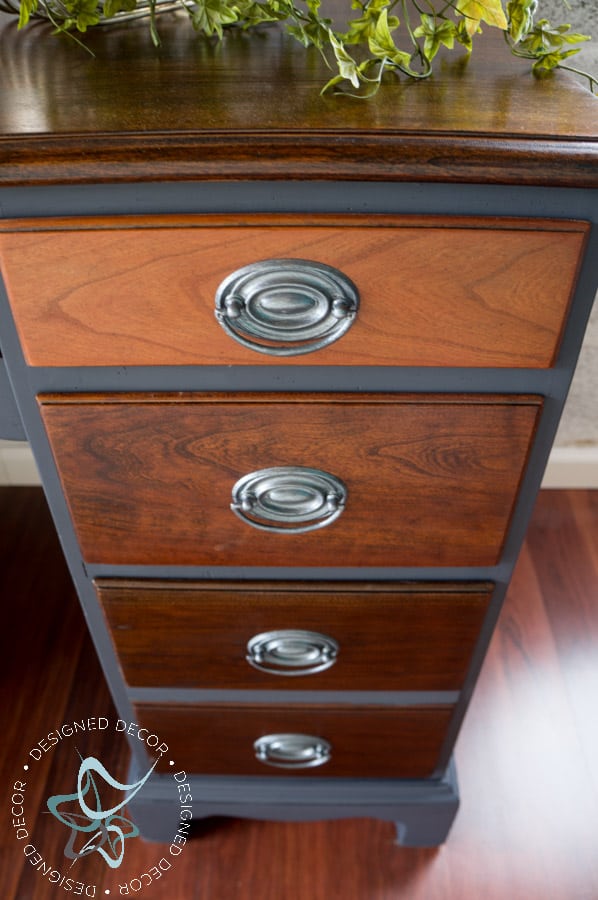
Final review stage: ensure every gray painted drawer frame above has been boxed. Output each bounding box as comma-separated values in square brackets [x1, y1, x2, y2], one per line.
[0, 180, 596, 846]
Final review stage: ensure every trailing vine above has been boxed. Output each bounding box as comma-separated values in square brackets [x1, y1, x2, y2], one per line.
[7, 0, 597, 96]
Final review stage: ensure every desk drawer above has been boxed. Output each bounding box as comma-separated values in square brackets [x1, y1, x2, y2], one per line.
[96, 580, 491, 691]
[0, 215, 586, 367]
[40, 392, 541, 568]
[136, 702, 454, 778]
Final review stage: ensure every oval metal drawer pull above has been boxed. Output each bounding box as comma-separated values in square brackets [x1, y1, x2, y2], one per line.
[246, 629, 339, 676]
[231, 466, 346, 534]
[215, 258, 359, 356]
[254, 734, 332, 769]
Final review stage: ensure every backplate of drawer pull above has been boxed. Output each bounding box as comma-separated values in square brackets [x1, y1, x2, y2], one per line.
[231, 466, 347, 533]
[246, 629, 339, 676]
[214, 258, 359, 355]
[254, 734, 332, 769]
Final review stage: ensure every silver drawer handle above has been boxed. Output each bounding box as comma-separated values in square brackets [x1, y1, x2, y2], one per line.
[254, 734, 332, 769]
[231, 466, 346, 534]
[215, 258, 359, 356]
[246, 629, 339, 676]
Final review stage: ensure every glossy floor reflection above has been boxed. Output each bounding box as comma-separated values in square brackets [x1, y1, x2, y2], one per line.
[0, 488, 597, 899]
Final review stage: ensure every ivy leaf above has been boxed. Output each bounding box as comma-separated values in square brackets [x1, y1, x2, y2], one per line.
[456, 0, 508, 36]
[236, 1, 288, 27]
[328, 29, 362, 88]
[455, 18, 474, 52]
[102, 0, 136, 19]
[61, 0, 101, 32]
[190, 0, 239, 38]
[532, 47, 582, 72]
[506, 0, 536, 44]
[519, 18, 589, 55]
[320, 73, 346, 94]
[287, 19, 329, 48]
[367, 8, 412, 68]
[17, 0, 37, 27]
[286, 0, 330, 50]
[344, 0, 398, 46]
[413, 14, 456, 61]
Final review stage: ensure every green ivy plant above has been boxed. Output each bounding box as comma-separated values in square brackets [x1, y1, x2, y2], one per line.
[11, 0, 598, 96]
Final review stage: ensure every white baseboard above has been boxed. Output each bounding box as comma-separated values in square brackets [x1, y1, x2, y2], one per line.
[0, 442, 597, 489]
[0, 442, 40, 485]
[540, 447, 598, 489]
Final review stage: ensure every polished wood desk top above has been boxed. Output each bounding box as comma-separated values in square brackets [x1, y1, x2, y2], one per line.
[0, 8, 596, 186]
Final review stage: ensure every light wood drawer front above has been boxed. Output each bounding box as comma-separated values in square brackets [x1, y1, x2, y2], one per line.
[0, 215, 587, 368]
[135, 703, 454, 778]
[96, 580, 491, 691]
[40, 393, 541, 568]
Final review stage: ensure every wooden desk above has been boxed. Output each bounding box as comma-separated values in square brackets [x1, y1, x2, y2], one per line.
[0, 9, 596, 846]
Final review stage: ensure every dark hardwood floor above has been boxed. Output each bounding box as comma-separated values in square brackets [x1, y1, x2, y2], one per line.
[1, 487, 597, 899]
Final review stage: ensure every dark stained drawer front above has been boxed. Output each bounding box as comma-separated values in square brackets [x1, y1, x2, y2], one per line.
[0, 215, 587, 368]
[96, 580, 491, 691]
[136, 703, 454, 778]
[39, 392, 541, 568]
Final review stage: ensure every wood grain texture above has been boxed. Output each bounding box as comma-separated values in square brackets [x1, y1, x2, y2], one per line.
[0, 489, 90, 899]
[134, 702, 454, 777]
[2, 488, 598, 899]
[0, 11, 596, 186]
[0, 216, 586, 368]
[39, 392, 542, 568]
[95, 580, 491, 691]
